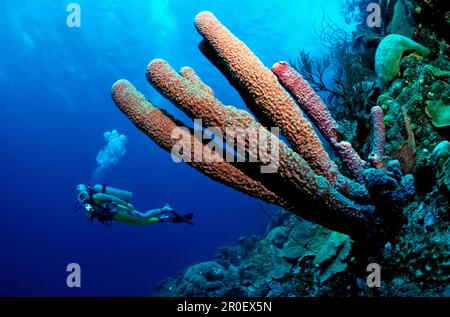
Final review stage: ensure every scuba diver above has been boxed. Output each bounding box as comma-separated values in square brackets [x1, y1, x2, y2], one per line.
[74, 184, 194, 227]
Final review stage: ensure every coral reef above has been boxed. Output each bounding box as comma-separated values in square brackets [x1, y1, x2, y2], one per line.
[432, 141, 450, 194]
[111, 9, 449, 297]
[157, 211, 355, 297]
[377, 53, 449, 193]
[158, 134, 448, 297]
[347, 0, 449, 85]
[411, 0, 450, 44]
[157, 187, 448, 297]
[113, 11, 418, 241]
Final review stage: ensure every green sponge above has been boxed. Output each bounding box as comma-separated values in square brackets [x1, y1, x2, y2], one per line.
[375, 34, 430, 88]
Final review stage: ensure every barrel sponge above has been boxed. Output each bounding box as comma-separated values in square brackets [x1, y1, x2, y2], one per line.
[375, 34, 430, 88]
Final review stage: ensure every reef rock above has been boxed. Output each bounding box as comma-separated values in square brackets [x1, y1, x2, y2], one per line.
[432, 141, 450, 194]
[156, 213, 358, 297]
[157, 194, 448, 297]
[114, 9, 449, 298]
[377, 54, 449, 192]
[312, 232, 352, 283]
[172, 262, 228, 297]
[265, 226, 289, 249]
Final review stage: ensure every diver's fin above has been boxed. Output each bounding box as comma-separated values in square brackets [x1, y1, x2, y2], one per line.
[169, 210, 195, 226]
[183, 213, 193, 220]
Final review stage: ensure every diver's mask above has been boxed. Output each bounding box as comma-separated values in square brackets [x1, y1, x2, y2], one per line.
[76, 184, 90, 203]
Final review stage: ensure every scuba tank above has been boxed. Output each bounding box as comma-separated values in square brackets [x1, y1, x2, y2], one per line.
[92, 184, 133, 203]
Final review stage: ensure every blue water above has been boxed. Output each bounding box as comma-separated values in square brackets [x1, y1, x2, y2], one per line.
[0, 0, 353, 296]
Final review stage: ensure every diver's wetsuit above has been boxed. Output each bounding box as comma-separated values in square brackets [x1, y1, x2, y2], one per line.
[90, 192, 165, 225]
[76, 184, 194, 226]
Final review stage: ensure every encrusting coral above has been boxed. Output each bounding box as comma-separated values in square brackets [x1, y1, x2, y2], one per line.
[112, 11, 417, 240]
[156, 212, 355, 297]
[377, 52, 449, 192]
